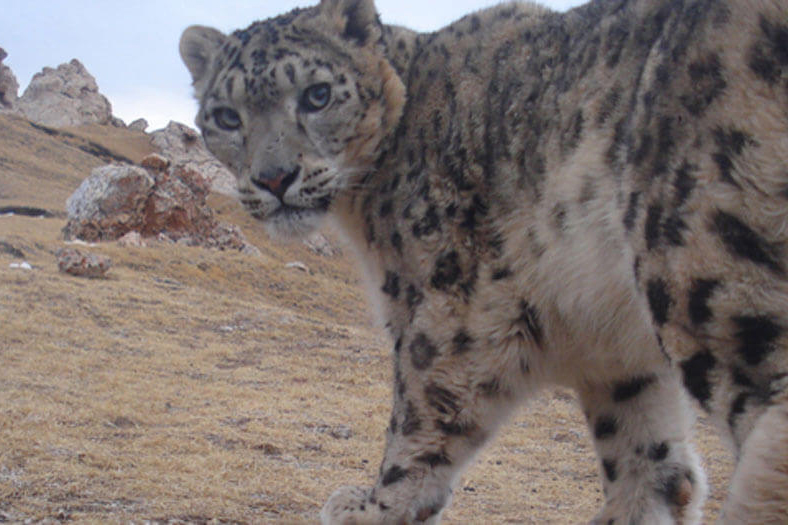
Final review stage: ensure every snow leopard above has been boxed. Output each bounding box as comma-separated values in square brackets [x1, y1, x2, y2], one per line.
[180, 0, 788, 522]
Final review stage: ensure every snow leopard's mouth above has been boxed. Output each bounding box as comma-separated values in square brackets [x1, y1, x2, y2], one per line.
[246, 200, 330, 238]
[248, 194, 331, 218]
[253, 204, 323, 221]
[238, 172, 334, 236]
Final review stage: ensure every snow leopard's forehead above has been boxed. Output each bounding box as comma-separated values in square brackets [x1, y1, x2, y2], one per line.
[203, 7, 366, 107]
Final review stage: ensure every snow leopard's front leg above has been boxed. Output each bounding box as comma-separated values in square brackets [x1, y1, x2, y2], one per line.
[321, 329, 524, 525]
[579, 367, 707, 525]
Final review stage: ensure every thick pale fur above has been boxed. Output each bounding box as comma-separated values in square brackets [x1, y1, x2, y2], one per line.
[181, 0, 788, 523]
[722, 390, 788, 523]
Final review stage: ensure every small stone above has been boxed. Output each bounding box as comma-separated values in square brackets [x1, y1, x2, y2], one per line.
[9, 261, 32, 270]
[313, 423, 353, 440]
[0, 241, 24, 258]
[176, 235, 199, 246]
[304, 231, 340, 257]
[56, 247, 111, 278]
[156, 233, 174, 244]
[253, 443, 282, 456]
[207, 222, 259, 253]
[552, 432, 576, 443]
[285, 261, 309, 273]
[140, 153, 170, 172]
[116, 231, 145, 247]
[329, 424, 353, 440]
[108, 416, 135, 429]
[241, 243, 262, 257]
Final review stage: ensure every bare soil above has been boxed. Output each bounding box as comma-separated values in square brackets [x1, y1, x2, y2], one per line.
[0, 114, 733, 523]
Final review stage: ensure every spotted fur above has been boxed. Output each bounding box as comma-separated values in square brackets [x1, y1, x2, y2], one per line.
[181, 0, 788, 522]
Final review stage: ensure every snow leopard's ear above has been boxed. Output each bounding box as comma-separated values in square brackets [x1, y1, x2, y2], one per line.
[319, 0, 381, 47]
[180, 25, 227, 94]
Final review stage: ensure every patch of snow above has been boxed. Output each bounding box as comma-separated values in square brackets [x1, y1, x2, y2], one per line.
[65, 239, 97, 247]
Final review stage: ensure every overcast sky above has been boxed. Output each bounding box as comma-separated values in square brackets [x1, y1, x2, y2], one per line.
[1, 1, 585, 130]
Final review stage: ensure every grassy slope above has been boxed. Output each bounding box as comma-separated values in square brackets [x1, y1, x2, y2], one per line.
[0, 114, 733, 523]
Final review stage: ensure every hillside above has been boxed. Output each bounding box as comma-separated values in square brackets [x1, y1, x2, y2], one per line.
[0, 113, 733, 523]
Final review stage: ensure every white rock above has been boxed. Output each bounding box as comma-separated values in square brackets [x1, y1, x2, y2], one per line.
[117, 231, 146, 247]
[241, 243, 262, 257]
[65, 164, 155, 225]
[156, 232, 174, 244]
[285, 261, 310, 273]
[65, 239, 96, 247]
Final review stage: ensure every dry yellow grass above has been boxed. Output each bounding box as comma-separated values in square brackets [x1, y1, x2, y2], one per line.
[0, 115, 733, 523]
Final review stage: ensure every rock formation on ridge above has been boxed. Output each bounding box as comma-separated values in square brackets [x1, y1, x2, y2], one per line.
[17, 59, 113, 128]
[0, 47, 19, 112]
[129, 118, 149, 132]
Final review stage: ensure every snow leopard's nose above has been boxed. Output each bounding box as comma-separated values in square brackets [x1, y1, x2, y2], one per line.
[251, 166, 300, 202]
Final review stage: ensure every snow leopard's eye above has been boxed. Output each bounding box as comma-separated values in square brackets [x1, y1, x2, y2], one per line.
[213, 107, 242, 130]
[300, 83, 332, 112]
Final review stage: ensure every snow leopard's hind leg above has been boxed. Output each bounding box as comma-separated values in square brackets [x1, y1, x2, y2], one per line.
[579, 368, 707, 525]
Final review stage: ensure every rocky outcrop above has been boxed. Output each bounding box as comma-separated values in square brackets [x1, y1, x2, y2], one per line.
[129, 118, 148, 132]
[17, 59, 113, 128]
[63, 159, 260, 255]
[0, 47, 19, 112]
[150, 121, 236, 195]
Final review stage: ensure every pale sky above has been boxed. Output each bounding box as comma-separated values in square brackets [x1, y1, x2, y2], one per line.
[1, 1, 585, 130]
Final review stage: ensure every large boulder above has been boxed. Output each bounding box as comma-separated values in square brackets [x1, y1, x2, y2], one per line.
[0, 47, 19, 112]
[64, 164, 155, 240]
[150, 121, 236, 196]
[64, 160, 259, 255]
[18, 59, 113, 128]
